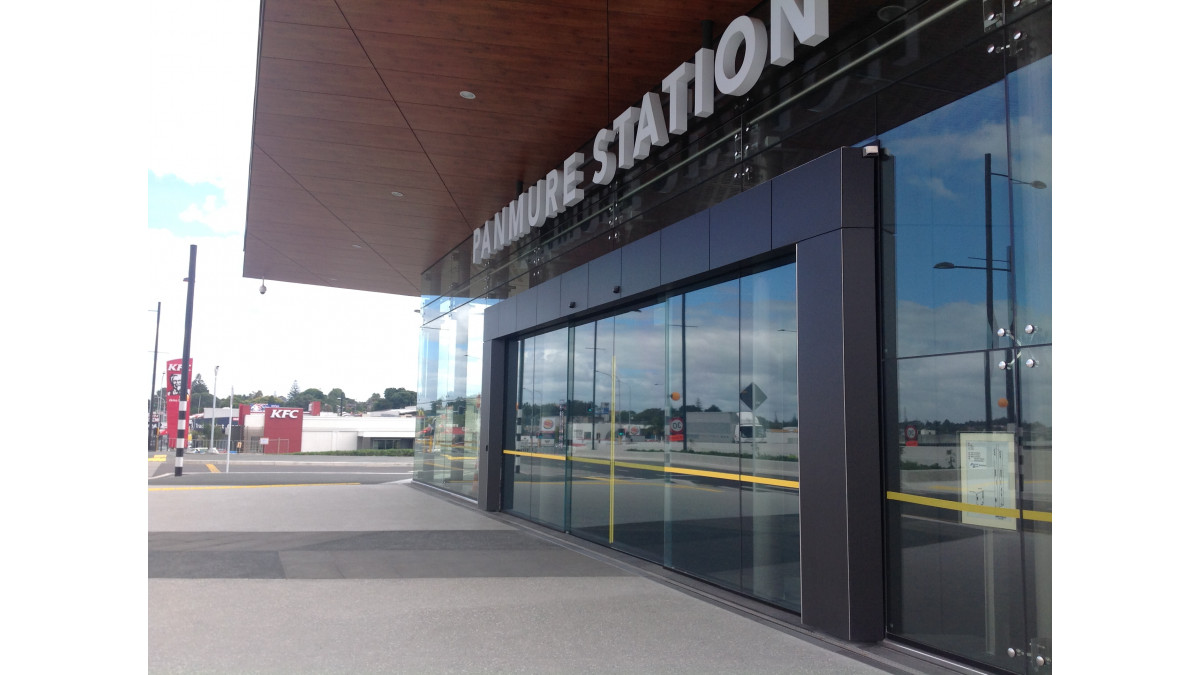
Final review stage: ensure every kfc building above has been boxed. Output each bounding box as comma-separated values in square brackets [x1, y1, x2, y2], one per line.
[237, 405, 305, 454]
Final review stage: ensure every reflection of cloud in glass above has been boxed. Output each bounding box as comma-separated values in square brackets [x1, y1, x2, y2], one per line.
[895, 352, 986, 424]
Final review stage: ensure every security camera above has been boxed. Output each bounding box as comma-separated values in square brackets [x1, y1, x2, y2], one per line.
[259, 282, 267, 295]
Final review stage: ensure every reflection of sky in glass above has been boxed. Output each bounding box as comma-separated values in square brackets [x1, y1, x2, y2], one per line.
[417, 298, 493, 407]
[884, 56, 1051, 422]
[742, 265, 798, 423]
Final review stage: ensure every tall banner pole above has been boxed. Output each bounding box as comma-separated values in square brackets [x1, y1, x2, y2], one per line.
[176, 245, 197, 477]
[148, 301, 161, 453]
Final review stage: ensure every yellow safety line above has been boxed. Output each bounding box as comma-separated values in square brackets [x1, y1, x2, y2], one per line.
[205, 464, 219, 473]
[503, 449, 800, 489]
[149, 483, 361, 491]
[886, 491, 1052, 522]
[149, 455, 166, 462]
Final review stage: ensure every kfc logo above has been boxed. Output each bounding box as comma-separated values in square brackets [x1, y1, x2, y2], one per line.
[269, 409, 300, 419]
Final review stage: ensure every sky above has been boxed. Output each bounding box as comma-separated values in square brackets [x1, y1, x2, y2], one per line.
[143, 1, 422, 404]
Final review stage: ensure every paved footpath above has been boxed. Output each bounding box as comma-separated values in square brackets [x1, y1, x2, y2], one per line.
[149, 456, 954, 674]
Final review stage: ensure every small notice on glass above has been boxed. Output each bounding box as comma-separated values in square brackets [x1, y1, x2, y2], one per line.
[959, 432, 1017, 530]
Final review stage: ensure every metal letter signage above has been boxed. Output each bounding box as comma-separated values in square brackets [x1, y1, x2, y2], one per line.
[471, 0, 829, 265]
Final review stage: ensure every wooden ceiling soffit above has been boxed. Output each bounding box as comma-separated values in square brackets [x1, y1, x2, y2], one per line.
[339, 1, 606, 53]
[257, 57, 391, 100]
[253, 113, 422, 153]
[254, 87, 409, 127]
[261, 21, 370, 67]
[255, 136, 436, 173]
[278, 158, 446, 190]
[262, 0, 348, 28]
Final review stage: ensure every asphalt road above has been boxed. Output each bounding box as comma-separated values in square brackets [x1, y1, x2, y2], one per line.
[147, 451, 413, 486]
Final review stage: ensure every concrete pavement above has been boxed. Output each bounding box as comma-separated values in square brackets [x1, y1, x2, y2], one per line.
[148, 457, 959, 674]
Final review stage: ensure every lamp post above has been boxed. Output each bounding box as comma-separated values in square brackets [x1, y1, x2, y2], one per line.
[148, 302, 161, 453]
[934, 153, 1045, 430]
[209, 365, 219, 452]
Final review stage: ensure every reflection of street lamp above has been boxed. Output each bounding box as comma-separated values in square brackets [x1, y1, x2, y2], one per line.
[934, 152, 1045, 430]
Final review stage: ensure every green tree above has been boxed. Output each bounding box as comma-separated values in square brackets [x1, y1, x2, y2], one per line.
[383, 387, 417, 409]
[191, 374, 209, 396]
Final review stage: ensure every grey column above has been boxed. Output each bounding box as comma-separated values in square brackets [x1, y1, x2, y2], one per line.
[794, 153, 884, 643]
[477, 338, 507, 511]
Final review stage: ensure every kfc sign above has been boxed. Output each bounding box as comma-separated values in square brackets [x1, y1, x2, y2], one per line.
[262, 407, 304, 453]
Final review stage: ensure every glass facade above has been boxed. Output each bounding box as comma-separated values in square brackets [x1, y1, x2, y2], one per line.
[416, 1, 1051, 672]
[414, 297, 491, 499]
[880, 6, 1051, 672]
[503, 261, 800, 608]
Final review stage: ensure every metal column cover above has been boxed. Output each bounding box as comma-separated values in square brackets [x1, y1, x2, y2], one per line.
[477, 338, 507, 511]
[795, 158, 884, 641]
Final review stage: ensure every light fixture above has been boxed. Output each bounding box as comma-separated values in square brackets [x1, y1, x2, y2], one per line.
[390, 191, 404, 198]
[352, 244, 363, 249]
[876, 5, 906, 22]
[259, 279, 267, 295]
[459, 91, 476, 100]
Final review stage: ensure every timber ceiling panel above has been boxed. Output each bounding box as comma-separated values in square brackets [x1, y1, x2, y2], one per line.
[243, 0, 767, 296]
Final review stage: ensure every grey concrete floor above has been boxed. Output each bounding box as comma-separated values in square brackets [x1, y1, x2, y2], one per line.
[149, 462, 943, 674]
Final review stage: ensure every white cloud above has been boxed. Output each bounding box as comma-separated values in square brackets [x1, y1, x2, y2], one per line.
[137, 229, 423, 403]
[148, 1, 259, 196]
[177, 193, 243, 235]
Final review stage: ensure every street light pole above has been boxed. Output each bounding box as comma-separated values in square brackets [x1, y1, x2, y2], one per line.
[209, 365, 219, 452]
[175, 245, 197, 477]
[148, 301, 161, 453]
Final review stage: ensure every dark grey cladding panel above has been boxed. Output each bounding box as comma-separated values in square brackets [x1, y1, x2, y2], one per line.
[483, 302, 500, 341]
[560, 265, 589, 315]
[620, 231, 660, 296]
[772, 148, 843, 247]
[587, 249, 623, 309]
[840, 148, 876, 230]
[515, 284, 538, 332]
[660, 210, 709, 284]
[535, 276, 562, 325]
[494, 296, 516, 338]
[710, 181, 771, 268]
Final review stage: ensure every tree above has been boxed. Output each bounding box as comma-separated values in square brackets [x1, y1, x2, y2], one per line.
[383, 387, 417, 409]
[191, 374, 209, 396]
[286, 380, 302, 405]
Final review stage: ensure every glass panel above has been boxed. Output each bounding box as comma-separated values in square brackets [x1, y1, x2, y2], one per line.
[610, 303, 666, 562]
[667, 279, 743, 591]
[887, 352, 1025, 672]
[739, 264, 801, 611]
[880, 81, 1009, 359]
[569, 318, 614, 545]
[534, 328, 570, 528]
[1006, 11, 1051, 667]
[506, 337, 535, 519]
[414, 299, 486, 499]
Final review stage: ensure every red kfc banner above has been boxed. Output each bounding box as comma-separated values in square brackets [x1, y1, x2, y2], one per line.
[165, 358, 194, 434]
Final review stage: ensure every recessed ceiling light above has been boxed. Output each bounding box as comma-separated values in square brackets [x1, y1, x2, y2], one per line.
[352, 244, 363, 249]
[876, 5, 906, 22]
[459, 91, 476, 100]
[390, 191, 404, 197]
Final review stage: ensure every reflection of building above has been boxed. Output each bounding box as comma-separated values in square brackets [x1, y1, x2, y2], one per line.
[241, 2, 1052, 672]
